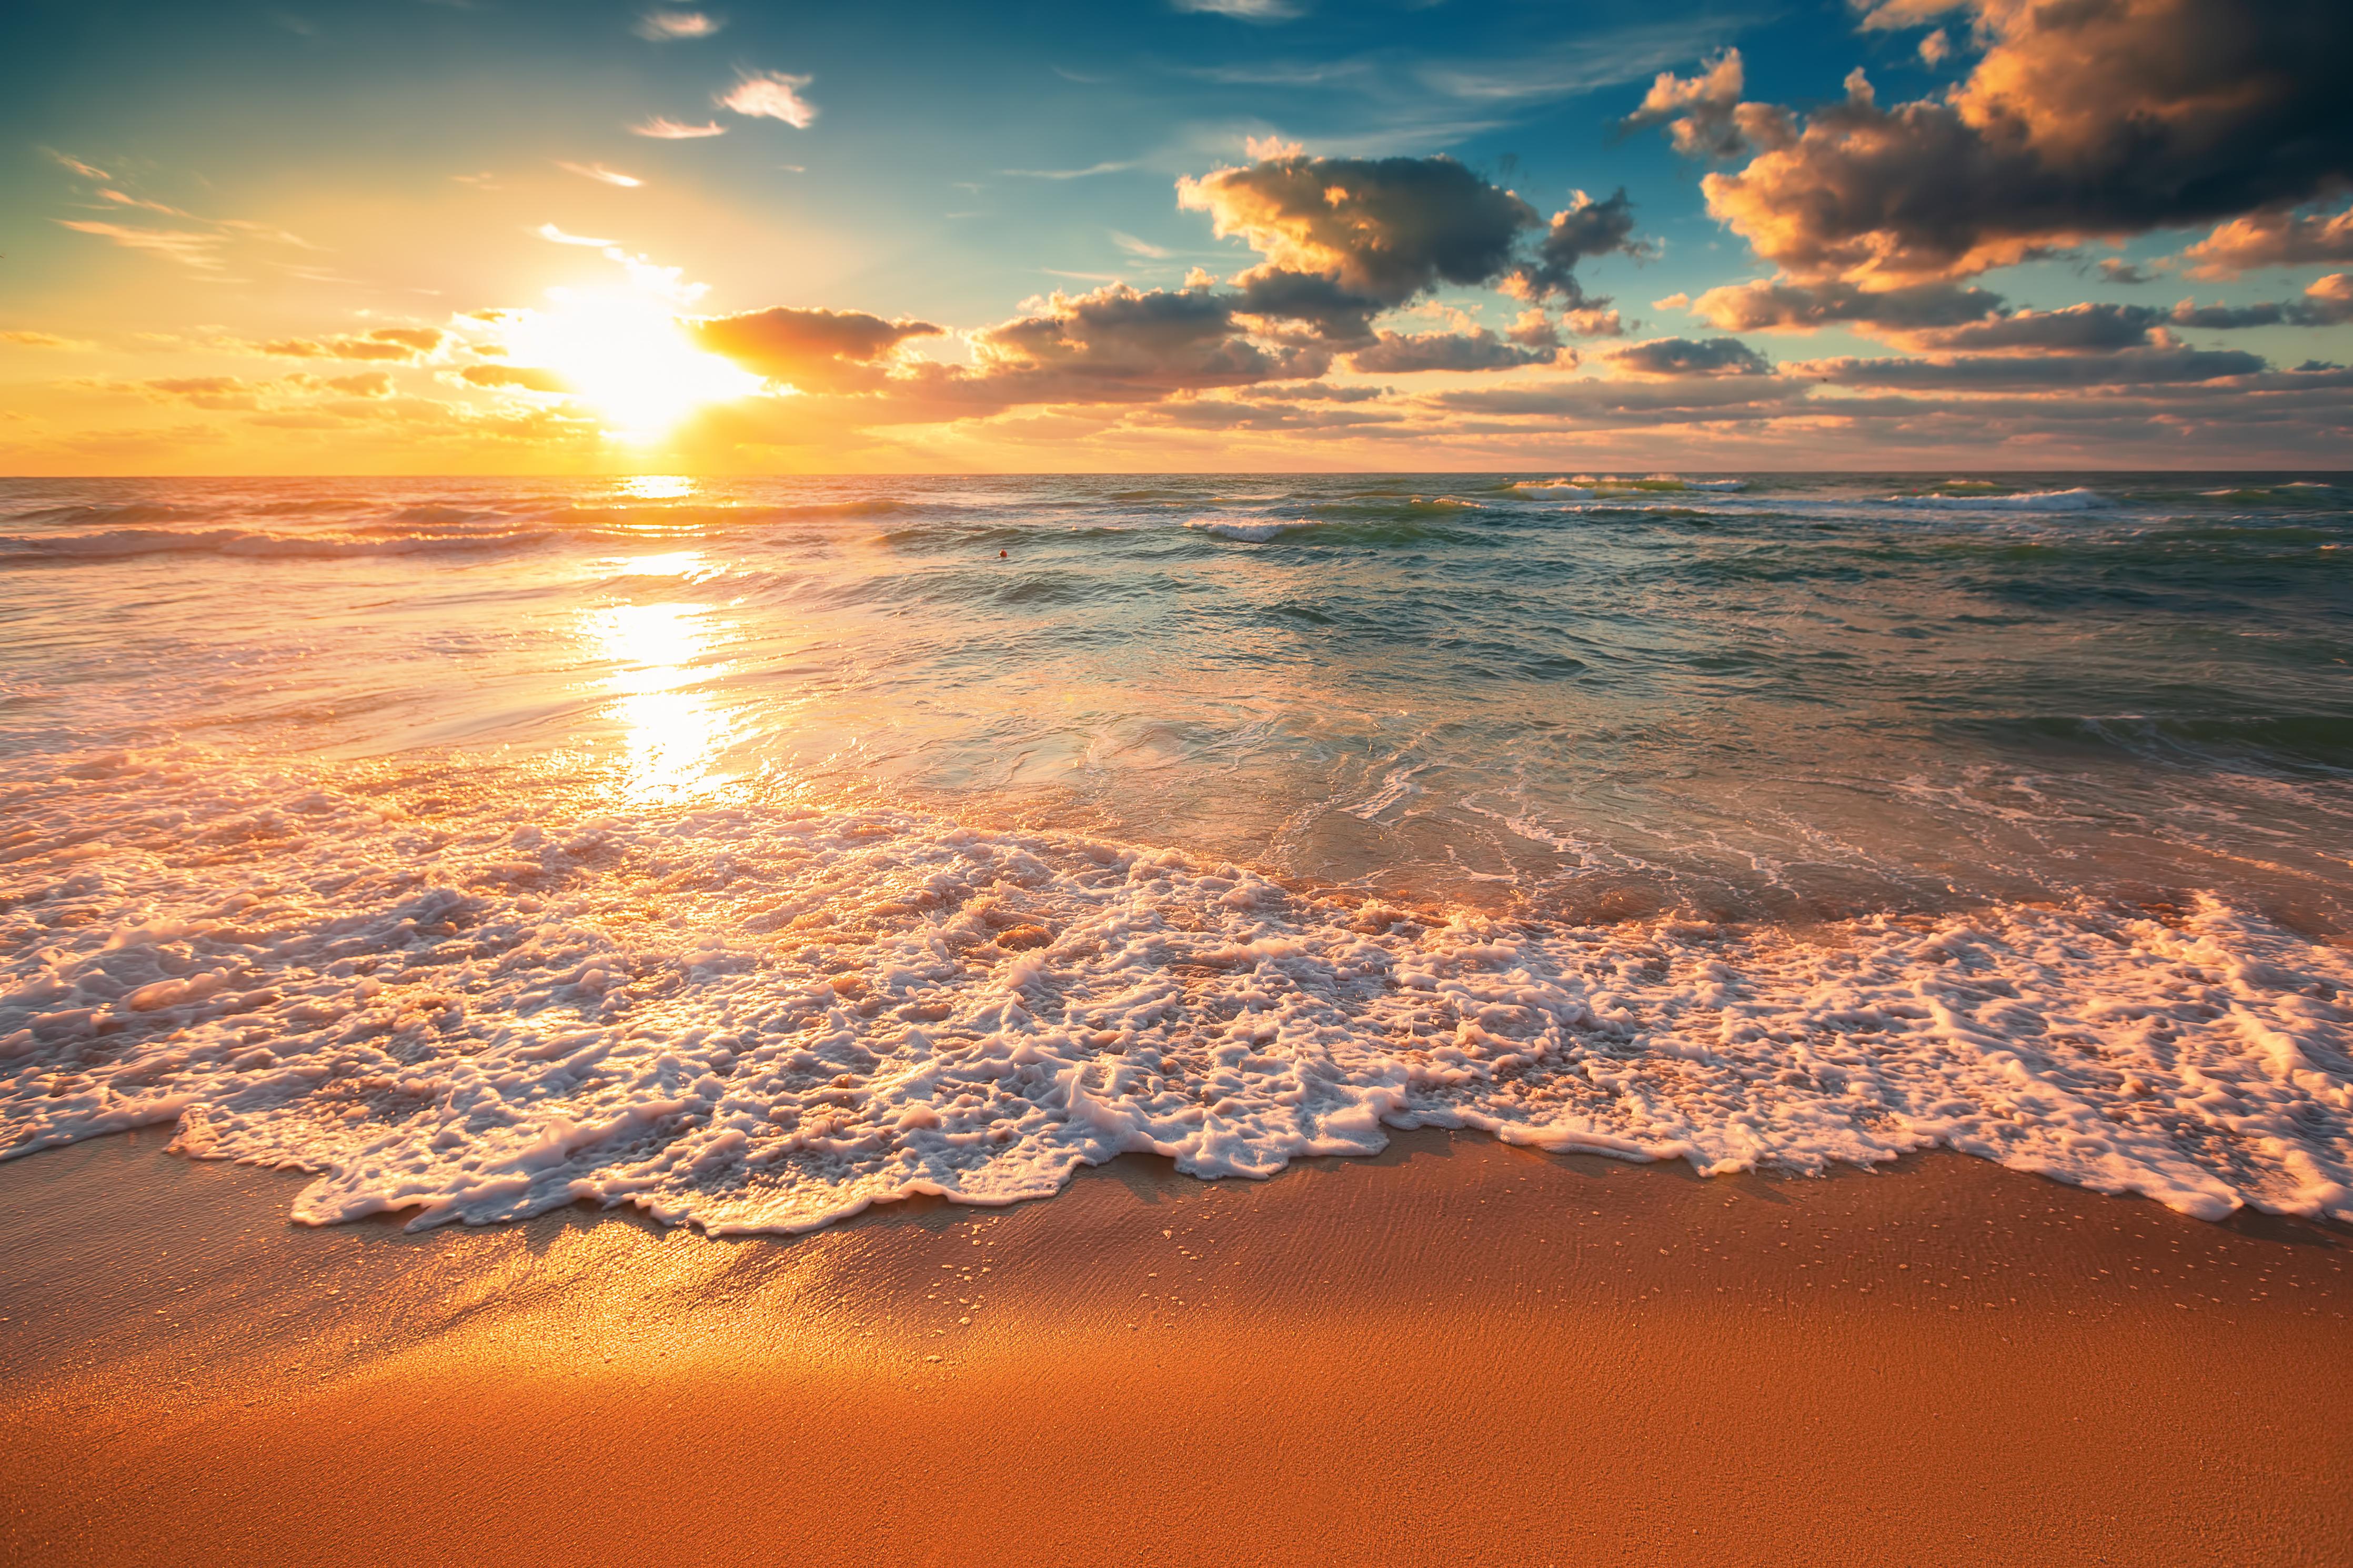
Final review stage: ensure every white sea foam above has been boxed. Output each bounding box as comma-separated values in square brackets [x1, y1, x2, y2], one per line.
[1510, 480, 1596, 498]
[1902, 488, 2115, 512]
[1186, 515, 1313, 542]
[4, 748, 2348, 1235]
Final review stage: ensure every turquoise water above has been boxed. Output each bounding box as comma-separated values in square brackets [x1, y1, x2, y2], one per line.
[3, 473, 2349, 1230]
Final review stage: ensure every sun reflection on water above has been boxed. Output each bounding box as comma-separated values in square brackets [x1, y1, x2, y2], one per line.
[587, 600, 734, 802]
[615, 475, 696, 501]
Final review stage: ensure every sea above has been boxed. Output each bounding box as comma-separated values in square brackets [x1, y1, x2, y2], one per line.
[2, 472, 2348, 1232]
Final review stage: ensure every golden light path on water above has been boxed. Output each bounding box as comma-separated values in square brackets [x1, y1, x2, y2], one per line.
[582, 483, 739, 800]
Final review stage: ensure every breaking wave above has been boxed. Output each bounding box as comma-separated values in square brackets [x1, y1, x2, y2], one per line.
[3, 748, 2347, 1235]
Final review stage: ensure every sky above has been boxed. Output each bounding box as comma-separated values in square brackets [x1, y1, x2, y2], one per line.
[2, 0, 2349, 473]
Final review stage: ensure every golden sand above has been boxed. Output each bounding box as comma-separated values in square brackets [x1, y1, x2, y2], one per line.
[3, 1129, 2346, 1566]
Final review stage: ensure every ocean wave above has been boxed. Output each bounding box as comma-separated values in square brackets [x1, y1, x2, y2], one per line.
[0, 525, 558, 561]
[1902, 488, 2114, 512]
[3, 748, 2347, 1235]
[9, 502, 205, 527]
[1186, 515, 1315, 543]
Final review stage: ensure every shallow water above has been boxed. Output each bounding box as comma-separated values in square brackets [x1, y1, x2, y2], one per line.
[3, 472, 2349, 1230]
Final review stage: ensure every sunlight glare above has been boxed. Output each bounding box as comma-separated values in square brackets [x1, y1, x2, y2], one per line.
[510, 292, 761, 443]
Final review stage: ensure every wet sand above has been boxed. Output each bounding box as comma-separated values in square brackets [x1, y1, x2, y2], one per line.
[2, 1130, 2346, 1567]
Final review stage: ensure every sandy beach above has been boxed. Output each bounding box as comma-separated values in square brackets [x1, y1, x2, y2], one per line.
[3, 1133, 2344, 1567]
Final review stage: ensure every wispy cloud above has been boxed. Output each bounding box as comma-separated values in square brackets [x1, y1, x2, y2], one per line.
[97, 188, 194, 217]
[1113, 231, 1173, 259]
[46, 149, 113, 182]
[537, 222, 618, 247]
[635, 9, 721, 40]
[557, 161, 645, 187]
[1172, 0, 1304, 22]
[630, 116, 727, 139]
[1419, 18, 1753, 103]
[56, 219, 224, 269]
[721, 70, 818, 127]
[0, 329, 94, 350]
[1000, 160, 1137, 179]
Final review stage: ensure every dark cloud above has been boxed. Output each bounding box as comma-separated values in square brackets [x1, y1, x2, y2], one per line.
[1346, 328, 1560, 373]
[1508, 188, 1645, 304]
[1604, 335, 1770, 377]
[691, 307, 943, 390]
[2097, 258, 2155, 286]
[1228, 268, 1384, 345]
[1906, 302, 2160, 352]
[1234, 381, 1392, 403]
[1179, 153, 1540, 304]
[1654, 1, 2353, 284]
[1904, 287, 2353, 348]
[2184, 204, 2353, 279]
[1791, 344, 2267, 388]
[1687, 276, 2005, 332]
[1430, 375, 1806, 423]
[964, 282, 1306, 402]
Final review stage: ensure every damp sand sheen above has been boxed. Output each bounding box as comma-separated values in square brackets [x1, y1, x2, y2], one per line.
[2, 472, 2349, 1565]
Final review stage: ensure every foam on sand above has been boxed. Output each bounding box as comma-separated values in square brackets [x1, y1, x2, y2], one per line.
[4, 748, 2348, 1235]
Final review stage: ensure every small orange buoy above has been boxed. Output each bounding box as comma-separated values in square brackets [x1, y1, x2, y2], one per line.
[999, 549, 1008, 558]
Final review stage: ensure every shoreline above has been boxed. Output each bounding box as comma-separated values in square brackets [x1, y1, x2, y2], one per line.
[4, 1128, 2347, 1566]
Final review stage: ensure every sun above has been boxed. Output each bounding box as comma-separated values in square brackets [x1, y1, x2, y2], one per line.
[506, 284, 765, 443]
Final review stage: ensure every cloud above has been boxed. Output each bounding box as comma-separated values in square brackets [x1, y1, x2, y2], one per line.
[1791, 344, 2266, 388]
[1850, 0, 1966, 30]
[1686, 277, 2006, 334]
[690, 307, 944, 390]
[325, 372, 393, 396]
[2300, 272, 2353, 325]
[966, 283, 1304, 401]
[46, 149, 112, 181]
[722, 71, 818, 128]
[1903, 302, 2158, 352]
[259, 327, 444, 361]
[2182, 204, 2353, 279]
[1604, 336, 1770, 377]
[557, 162, 643, 187]
[1179, 151, 1539, 305]
[1170, 0, 1302, 21]
[1897, 289, 2353, 348]
[459, 363, 567, 392]
[537, 222, 618, 247]
[1346, 328, 1559, 373]
[1666, 0, 2353, 286]
[635, 9, 721, 39]
[141, 376, 261, 410]
[0, 329, 91, 349]
[1507, 188, 1647, 306]
[999, 161, 1137, 180]
[1112, 232, 1172, 259]
[1431, 375, 1804, 422]
[97, 188, 195, 218]
[54, 219, 228, 270]
[1917, 28, 1952, 67]
[1228, 268, 1384, 345]
[631, 117, 727, 139]
[1616, 50, 1768, 158]
[2098, 258, 2154, 286]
